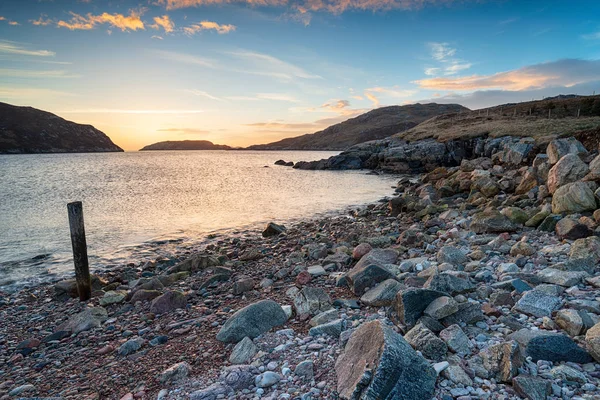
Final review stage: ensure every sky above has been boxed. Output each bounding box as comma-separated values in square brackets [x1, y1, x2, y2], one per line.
[1, 0, 600, 151]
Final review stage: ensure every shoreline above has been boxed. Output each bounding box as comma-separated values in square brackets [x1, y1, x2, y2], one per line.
[2, 135, 600, 400]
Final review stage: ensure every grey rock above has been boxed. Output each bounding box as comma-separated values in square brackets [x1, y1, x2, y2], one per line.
[189, 383, 233, 400]
[404, 323, 448, 361]
[310, 309, 339, 327]
[56, 307, 108, 335]
[216, 300, 288, 343]
[552, 182, 597, 214]
[159, 362, 191, 383]
[439, 324, 472, 356]
[570, 236, 600, 262]
[547, 153, 589, 193]
[293, 286, 333, 316]
[219, 365, 259, 390]
[295, 360, 314, 379]
[262, 222, 286, 237]
[440, 301, 484, 326]
[423, 296, 458, 320]
[255, 371, 281, 388]
[309, 319, 344, 338]
[586, 322, 600, 362]
[229, 337, 257, 364]
[547, 137, 588, 164]
[423, 272, 474, 295]
[510, 328, 593, 363]
[360, 279, 403, 306]
[335, 320, 436, 400]
[149, 290, 186, 314]
[513, 290, 561, 317]
[480, 340, 523, 383]
[118, 337, 145, 356]
[395, 288, 447, 328]
[346, 249, 398, 295]
[512, 375, 551, 400]
[232, 278, 255, 295]
[470, 209, 519, 233]
[537, 268, 589, 287]
[436, 246, 469, 265]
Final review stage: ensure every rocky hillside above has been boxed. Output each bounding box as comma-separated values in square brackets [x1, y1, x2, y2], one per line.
[292, 95, 600, 171]
[0, 102, 123, 154]
[247, 103, 469, 151]
[3, 134, 600, 399]
[139, 140, 232, 151]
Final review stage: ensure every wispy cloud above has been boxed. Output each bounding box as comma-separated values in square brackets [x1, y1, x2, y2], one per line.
[154, 50, 215, 68]
[157, 128, 210, 134]
[58, 10, 145, 31]
[366, 86, 417, 98]
[61, 109, 204, 114]
[30, 14, 53, 26]
[227, 50, 322, 81]
[257, 93, 299, 102]
[424, 42, 472, 76]
[364, 92, 380, 107]
[414, 58, 600, 91]
[151, 15, 175, 33]
[0, 41, 55, 57]
[498, 17, 519, 25]
[184, 21, 236, 35]
[151, 35, 164, 40]
[0, 69, 77, 78]
[0, 17, 5, 21]
[8, 21, 20, 26]
[0, 87, 74, 99]
[582, 31, 600, 40]
[185, 89, 223, 101]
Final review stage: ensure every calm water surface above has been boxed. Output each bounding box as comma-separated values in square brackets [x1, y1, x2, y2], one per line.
[0, 151, 398, 291]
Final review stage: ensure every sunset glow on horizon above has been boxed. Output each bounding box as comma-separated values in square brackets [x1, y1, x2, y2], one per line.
[1, 0, 600, 150]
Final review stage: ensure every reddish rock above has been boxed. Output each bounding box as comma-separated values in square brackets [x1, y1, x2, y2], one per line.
[352, 243, 372, 260]
[97, 345, 114, 355]
[296, 271, 312, 285]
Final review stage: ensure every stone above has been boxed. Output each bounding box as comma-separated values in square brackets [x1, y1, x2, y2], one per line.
[510, 328, 593, 363]
[395, 288, 447, 328]
[439, 324, 471, 356]
[159, 362, 191, 383]
[232, 278, 255, 295]
[552, 182, 597, 214]
[310, 309, 339, 327]
[220, 365, 259, 390]
[550, 365, 587, 384]
[441, 364, 473, 386]
[470, 209, 518, 233]
[99, 290, 127, 306]
[118, 337, 145, 356]
[515, 169, 539, 195]
[424, 272, 474, 295]
[526, 210, 550, 227]
[7, 384, 36, 396]
[150, 290, 186, 314]
[501, 207, 530, 224]
[190, 383, 233, 400]
[346, 249, 398, 295]
[555, 218, 593, 240]
[255, 371, 281, 388]
[570, 236, 600, 262]
[480, 341, 523, 383]
[513, 290, 561, 318]
[586, 322, 600, 361]
[404, 323, 448, 361]
[424, 296, 458, 320]
[547, 153, 589, 193]
[537, 268, 588, 287]
[537, 214, 562, 231]
[229, 337, 257, 364]
[555, 309, 585, 337]
[510, 242, 535, 256]
[294, 360, 314, 379]
[440, 301, 484, 326]
[512, 375, 551, 400]
[352, 243, 373, 260]
[360, 279, 403, 307]
[216, 300, 288, 343]
[309, 319, 344, 338]
[295, 270, 311, 285]
[262, 222, 286, 237]
[547, 137, 588, 164]
[437, 246, 469, 265]
[335, 320, 436, 400]
[293, 286, 332, 316]
[307, 265, 327, 276]
[130, 289, 162, 303]
[56, 307, 108, 335]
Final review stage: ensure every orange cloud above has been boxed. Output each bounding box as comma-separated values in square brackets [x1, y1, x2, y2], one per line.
[58, 10, 145, 31]
[158, 0, 286, 10]
[151, 15, 174, 33]
[8, 21, 20, 26]
[183, 21, 236, 34]
[364, 92, 380, 107]
[31, 15, 53, 26]
[0, 17, 5, 21]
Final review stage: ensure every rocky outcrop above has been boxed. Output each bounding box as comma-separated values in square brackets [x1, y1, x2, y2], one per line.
[0, 102, 123, 153]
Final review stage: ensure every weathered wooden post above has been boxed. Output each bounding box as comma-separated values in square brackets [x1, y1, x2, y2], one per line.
[67, 201, 91, 301]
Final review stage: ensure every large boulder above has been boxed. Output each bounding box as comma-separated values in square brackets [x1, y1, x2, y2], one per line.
[552, 181, 597, 214]
[335, 320, 436, 400]
[555, 218, 594, 240]
[262, 222, 286, 237]
[513, 290, 561, 318]
[360, 279, 404, 307]
[346, 249, 398, 295]
[586, 322, 600, 361]
[570, 236, 600, 262]
[436, 246, 469, 265]
[404, 323, 448, 361]
[547, 154, 589, 194]
[423, 272, 474, 295]
[480, 341, 523, 383]
[216, 300, 288, 343]
[547, 137, 588, 164]
[470, 209, 518, 233]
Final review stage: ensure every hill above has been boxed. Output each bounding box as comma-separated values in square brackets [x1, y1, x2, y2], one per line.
[139, 140, 232, 151]
[394, 95, 600, 145]
[0, 102, 123, 154]
[247, 103, 470, 150]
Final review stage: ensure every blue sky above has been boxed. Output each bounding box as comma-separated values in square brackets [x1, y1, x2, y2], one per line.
[1, 0, 600, 150]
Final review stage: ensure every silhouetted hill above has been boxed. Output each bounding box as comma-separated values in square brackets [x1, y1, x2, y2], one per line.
[247, 103, 470, 150]
[140, 140, 232, 151]
[0, 102, 123, 154]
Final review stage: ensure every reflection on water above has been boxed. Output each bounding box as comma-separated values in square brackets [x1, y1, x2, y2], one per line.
[0, 150, 397, 291]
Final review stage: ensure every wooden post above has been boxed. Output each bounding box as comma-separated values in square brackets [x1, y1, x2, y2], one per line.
[577, 108, 581, 118]
[67, 201, 91, 301]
